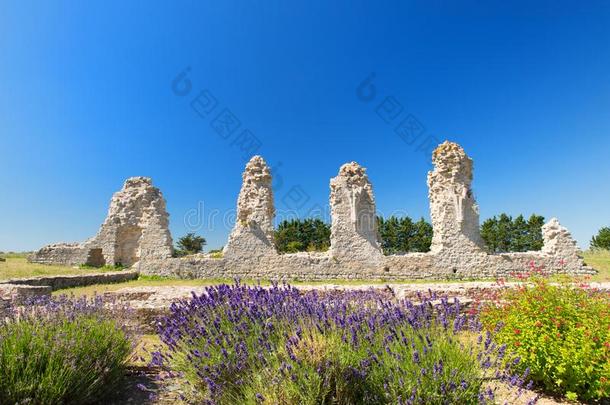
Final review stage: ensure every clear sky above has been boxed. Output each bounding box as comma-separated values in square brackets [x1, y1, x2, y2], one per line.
[1, 1, 609, 252]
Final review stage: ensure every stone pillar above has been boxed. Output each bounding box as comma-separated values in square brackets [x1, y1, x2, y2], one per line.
[329, 162, 383, 263]
[223, 156, 276, 260]
[427, 141, 484, 254]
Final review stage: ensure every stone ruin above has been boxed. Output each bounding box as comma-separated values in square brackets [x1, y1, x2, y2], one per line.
[223, 156, 276, 261]
[29, 177, 173, 267]
[427, 141, 484, 254]
[329, 162, 383, 265]
[30, 142, 595, 280]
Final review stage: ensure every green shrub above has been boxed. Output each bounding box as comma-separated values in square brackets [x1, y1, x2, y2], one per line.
[0, 296, 135, 404]
[481, 277, 610, 400]
[591, 227, 610, 250]
[284, 240, 304, 253]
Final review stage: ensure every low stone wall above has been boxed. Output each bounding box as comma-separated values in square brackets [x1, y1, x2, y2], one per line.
[27, 243, 87, 266]
[139, 249, 595, 281]
[0, 284, 52, 305]
[0, 270, 139, 291]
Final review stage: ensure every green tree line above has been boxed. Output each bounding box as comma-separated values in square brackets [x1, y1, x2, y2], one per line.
[377, 216, 433, 254]
[275, 218, 331, 253]
[175, 220, 610, 256]
[480, 214, 545, 253]
[274, 214, 549, 254]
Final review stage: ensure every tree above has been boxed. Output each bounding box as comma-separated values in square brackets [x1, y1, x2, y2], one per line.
[378, 216, 400, 254]
[175, 233, 207, 257]
[275, 219, 331, 253]
[377, 216, 432, 254]
[590, 227, 610, 250]
[411, 217, 433, 253]
[480, 214, 545, 253]
[526, 214, 545, 250]
[510, 215, 529, 252]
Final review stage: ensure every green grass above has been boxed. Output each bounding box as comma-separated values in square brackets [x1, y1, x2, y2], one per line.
[0, 296, 134, 404]
[52, 275, 228, 296]
[0, 257, 119, 281]
[53, 275, 502, 297]
[581, 249, 610, 281]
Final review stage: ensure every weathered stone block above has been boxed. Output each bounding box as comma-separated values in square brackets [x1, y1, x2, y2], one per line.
[0, 284, 51, 305]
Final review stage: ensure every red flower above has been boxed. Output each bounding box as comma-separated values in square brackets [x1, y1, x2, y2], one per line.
[514, 341, 521, 347]
[514, 329, 521, 335]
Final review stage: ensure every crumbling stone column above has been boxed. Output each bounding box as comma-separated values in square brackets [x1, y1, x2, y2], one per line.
[223, 156, 276, 260]
[427, 141, 484, 254]
[329, 162, 383, 263]
[29, 177, 173, 267]
[88, 177, 173, 266]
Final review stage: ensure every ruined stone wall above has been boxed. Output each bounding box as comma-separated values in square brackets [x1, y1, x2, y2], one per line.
[29, 177, 173, 267]
[137, 144, 594, 280]
[32, 142, 595, 280]
[26, 243, 88, 266]
[0, 270, 139, 291]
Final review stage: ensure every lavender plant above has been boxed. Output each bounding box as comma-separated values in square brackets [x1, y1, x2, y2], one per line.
[0, 295, 135, 404]
[153, 283, 531, 404]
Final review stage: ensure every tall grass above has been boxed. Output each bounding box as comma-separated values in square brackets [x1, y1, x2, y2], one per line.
[0, 257, 119, 281]
[582, 249, 610, 281]
[0, 295, 135, 404]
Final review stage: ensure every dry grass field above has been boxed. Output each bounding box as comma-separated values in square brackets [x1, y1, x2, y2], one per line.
[0, 256, 118, 281]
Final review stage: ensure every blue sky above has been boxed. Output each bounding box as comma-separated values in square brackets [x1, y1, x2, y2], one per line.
[1, 1, 609, 251]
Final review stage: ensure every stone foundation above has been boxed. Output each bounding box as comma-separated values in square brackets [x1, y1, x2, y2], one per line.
[0, 270, 139, 291]
[32, 141, 595, 280]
